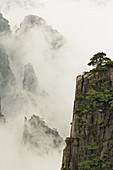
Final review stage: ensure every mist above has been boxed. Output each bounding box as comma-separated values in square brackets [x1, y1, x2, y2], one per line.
[0, 0, 113, 170]
[0, 124, 62, 170]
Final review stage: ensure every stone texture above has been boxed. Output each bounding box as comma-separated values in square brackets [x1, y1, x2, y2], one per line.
[61, 69, 113, 170]
[0, 44, 16, 95]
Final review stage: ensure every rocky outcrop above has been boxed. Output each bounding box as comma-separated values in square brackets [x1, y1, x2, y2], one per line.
[22, 63, 39, 94]
[23, 115, 64, 154]
[0, 44, 16, 94]
[61, 68, 113, 170]
[16, 14, 65, 50]
[0, 14, 15, 92]
[0, 13, 11, 34]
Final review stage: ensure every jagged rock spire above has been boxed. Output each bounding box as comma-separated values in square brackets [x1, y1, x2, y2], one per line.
[22, 63, 40, 94]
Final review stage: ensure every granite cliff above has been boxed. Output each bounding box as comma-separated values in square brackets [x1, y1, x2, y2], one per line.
[61, 58, 113, 170]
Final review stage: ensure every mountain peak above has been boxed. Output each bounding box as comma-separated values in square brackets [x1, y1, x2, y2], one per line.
[24, 14, 46, 26]
[17, 14, 46, 33]
[16, 14, 65, 51]
[23, 63, 39, 94]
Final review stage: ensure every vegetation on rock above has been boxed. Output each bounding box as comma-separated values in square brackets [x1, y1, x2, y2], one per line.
[87, 52, 113, 74]
[61, 52, 113, 170]
[75, 53, 113, 169]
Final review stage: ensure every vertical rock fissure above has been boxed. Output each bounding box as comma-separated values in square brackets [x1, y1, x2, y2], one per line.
[61, 68, 113, 170]
[81, 75, 84, 93]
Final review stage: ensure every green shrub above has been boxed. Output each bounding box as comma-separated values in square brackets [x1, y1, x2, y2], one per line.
[110, 134, 113, 139]
[97, 120, 106, 127]
[106, 60, 113, 67]
[86, 142, 99, 150]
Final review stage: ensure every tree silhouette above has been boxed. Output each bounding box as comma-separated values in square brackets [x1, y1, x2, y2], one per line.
[88, 52, 111, 67]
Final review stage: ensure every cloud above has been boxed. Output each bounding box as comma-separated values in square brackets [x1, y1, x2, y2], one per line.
[91, 0, 113, 5]
[72, 0, 113, 5]
[0, 124, 62, 170]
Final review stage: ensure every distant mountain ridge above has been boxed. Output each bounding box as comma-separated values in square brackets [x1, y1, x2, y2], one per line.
[0, 13, 65, 155]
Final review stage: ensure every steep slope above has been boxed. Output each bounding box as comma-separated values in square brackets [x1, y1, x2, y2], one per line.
[23, 63, 40, 94]
[0, 14, 15, 96]
[23, 115, 64, 154]
[0, 13, 11, 34]
[0, 45, 16, 93]
[61, 67, 113, 170]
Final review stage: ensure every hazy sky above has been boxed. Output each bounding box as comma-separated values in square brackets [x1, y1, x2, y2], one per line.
[1, 0, 113, 67]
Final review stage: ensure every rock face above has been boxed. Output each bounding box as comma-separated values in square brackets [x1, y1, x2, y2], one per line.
[0, 13, 11, 33]
[23, 115, 64, 154]
[22, 63, 39, 94]
[61, 68, 113, 170]
[0, 44, 16, 94]
[0, 14, 15, 94]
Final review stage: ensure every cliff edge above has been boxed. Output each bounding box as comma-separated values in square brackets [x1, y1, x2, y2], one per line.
[61, 54, 113, 170]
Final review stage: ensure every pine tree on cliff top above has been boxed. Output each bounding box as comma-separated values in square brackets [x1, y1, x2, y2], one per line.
[88, 52, 111, 67]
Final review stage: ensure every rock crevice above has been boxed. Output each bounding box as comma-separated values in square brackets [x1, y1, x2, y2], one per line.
[61, 68, 113, 170]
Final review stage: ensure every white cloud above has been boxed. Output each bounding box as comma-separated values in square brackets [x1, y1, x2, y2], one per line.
[0, 124, 62, 170]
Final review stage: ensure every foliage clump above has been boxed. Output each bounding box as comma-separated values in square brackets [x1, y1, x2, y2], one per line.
[88, 52, 111, 67]
[76, 52, 113, 116]
[76, 84, 113, 116]
[87, 52, 113, 74]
